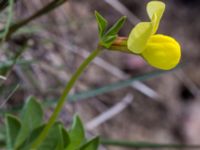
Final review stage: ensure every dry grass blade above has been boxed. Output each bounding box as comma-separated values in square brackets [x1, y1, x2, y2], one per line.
[0, 75, 6, 80]
[0, 84, 19, 108]
[86, 93, 133, 131]
[104, 0, 141, 25]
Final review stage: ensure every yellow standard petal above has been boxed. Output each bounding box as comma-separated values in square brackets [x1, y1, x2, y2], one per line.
[127, 22, 153, 54]
[147, 1, 165, 34]
[142, 34, 181, 70]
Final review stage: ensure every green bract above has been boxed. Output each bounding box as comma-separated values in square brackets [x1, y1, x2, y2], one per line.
[95, 11, 126, 48]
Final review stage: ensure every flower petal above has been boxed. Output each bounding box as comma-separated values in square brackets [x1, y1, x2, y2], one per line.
[147, 1, 165, 34]
[142, 34, 181, 70]
[127, 22, 153, 54]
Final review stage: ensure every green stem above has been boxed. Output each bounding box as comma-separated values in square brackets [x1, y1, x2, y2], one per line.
[0, 0, 14, 42]
[101, 139, 200, 149]
[31, 47, 102, 149]
[0, 0, 68, 41]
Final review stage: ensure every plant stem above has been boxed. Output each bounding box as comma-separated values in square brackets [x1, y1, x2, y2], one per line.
[0, 0, 17, 12]
[0, 0, 14, 42]
[31, 47, 102, 149]
[0, 0, 68, 41]
[101, 139, 200, 149]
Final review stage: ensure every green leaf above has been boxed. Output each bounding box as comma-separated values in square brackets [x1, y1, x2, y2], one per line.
[95, 11, 108, 38]
[101, 35, 117, 48]
[19, 123, 65, 150]
[65, 115, 85, 150]
[105, 16, 126, 37]
[38, 123, 64, 150]
[55, 126, 65, 150]
[80, 137, 100, 150]
[101, 16, 126, 48]
[17, 124, 45, 150]
[23, 124, 69, 150]
[5, 114, 21, 149]
[61, 127, 70, 148]
[15, 96, 43, 148]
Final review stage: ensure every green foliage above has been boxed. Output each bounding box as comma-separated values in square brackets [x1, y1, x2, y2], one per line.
[4, 97, 99, 150]
[95, 11, 126, 48]
[5, 115, 21, 149]
[101, 139, 200, 149]
[80, 137, 100, 150]
[95, 11, 108, 38]
[1, 1, 101, 150]
[66, 115, 85, 150]
[15, 97, 43, 148]
[0, 0, 17, 12]
[0, 0, 14, 41]
[37, 123, 64, 150]
[0, 0, 69, 41]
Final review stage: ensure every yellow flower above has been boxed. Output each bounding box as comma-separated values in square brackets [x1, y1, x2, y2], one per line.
[127, 1, 181, 70]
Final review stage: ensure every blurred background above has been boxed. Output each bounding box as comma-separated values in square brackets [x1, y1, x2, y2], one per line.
[0, 0, 200, 149]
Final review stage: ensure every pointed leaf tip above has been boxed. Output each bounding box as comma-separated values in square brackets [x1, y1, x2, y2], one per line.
[95, 11, 108, 38]
[80, 137, 100, 150]
[15, 96, 43, 148]
[66, 115, 85, 150]
[6, 114, 21, 149]
[105, 16, 126, 37]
